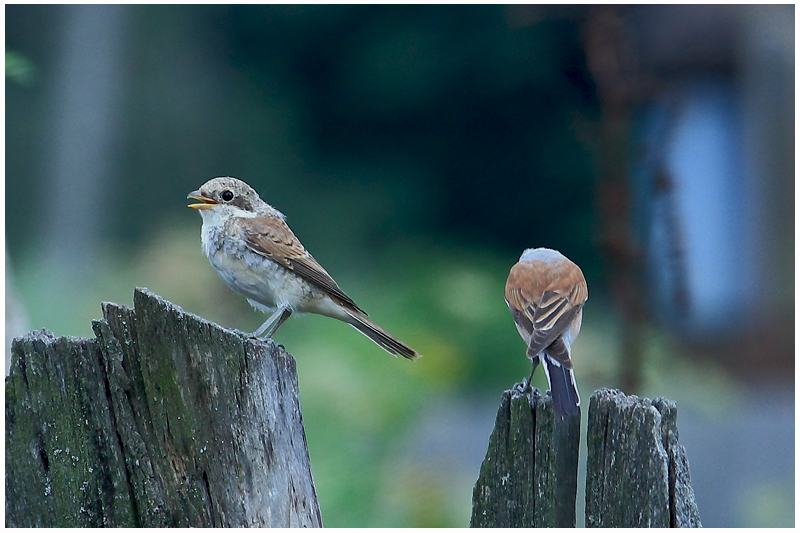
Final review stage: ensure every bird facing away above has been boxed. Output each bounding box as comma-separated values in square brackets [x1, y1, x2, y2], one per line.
[505, 248, 588, 418]
[188, 176, 419, 360]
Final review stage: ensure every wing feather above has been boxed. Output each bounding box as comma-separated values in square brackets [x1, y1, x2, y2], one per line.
[239, 216, 366, 314]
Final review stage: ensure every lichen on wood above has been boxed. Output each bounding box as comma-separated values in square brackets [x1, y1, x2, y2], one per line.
[6, 287, 322, 527]
[470, 387, 580, 527]
[585, 388, 701, 527]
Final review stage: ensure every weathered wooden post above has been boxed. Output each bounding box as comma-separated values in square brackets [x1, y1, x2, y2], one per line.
[585, 388, 701, 527]
[471, 387, 701, 528]
[470, 387, 581, 527]
[5, 288, 322, 527]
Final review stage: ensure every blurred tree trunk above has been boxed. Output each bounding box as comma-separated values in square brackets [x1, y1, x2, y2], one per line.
[44, 4, 128, 274]
[582, 5, 650, 394]
[6, 288, 322, 527]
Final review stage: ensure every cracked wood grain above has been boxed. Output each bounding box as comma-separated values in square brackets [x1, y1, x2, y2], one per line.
[585, 388, 701, 527]
[6, 288, 322, 527]
[470, 387, 580, 527]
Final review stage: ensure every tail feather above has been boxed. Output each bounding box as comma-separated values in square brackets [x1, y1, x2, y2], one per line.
[542, 352, 580, 418]
[345, 309, 420, 360]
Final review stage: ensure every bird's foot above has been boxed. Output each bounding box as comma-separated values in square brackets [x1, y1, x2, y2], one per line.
[514, 378, 532, 394]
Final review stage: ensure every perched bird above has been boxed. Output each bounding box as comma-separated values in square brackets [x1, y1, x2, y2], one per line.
[505, 248, 588, 418]
[188, 176, 419, 360]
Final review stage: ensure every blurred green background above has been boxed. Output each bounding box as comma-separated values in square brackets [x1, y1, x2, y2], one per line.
[6, 5, 794, 527]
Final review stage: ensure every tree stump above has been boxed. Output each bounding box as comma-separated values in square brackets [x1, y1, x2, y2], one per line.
[5, 287, 322, 527]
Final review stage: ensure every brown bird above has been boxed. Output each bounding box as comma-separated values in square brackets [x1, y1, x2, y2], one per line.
[505, 248, 588, 418]
[188, 176, 419, 360]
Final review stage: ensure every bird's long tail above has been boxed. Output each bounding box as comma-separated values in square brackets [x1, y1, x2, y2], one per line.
[542, 352, 580, 418]
[343, 309, 420, 360]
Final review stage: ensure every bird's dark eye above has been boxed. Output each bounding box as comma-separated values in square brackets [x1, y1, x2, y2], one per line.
[221, 190, 234, 202]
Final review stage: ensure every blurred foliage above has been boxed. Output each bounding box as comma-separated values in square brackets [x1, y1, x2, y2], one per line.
[5, 50, 38, 86]
[737, 482, 795, 528]
[6, 4, 602, 280]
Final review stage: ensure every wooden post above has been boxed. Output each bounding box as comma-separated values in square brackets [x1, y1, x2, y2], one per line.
[470, 387, 581, 527]
[5, 288, 322, 527]
[585, 388, 701, 527]
[471, 387, 701, 528]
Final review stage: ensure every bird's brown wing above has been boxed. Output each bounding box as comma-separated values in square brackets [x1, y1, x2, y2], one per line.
[239, 215, 366, 314]
[506, 289, 581, 365]
[505, 262, 587, 367]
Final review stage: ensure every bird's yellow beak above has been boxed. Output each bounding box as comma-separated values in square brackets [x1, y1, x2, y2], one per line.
[187, 190, 218, 210]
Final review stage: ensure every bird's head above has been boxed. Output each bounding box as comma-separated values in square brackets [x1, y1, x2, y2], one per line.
[188, 177, 270, 220]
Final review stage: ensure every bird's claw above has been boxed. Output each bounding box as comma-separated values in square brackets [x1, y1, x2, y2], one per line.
[514, 378, 532, 394]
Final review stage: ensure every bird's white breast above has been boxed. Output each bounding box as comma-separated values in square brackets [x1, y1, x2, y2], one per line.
[197, 209, 344, 318]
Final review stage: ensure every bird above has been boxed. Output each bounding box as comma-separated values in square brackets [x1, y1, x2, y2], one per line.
[504, 248, 587, 418]
[187, 176, 419, 360]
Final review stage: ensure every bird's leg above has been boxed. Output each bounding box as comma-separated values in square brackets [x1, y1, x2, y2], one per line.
[251, 307, 292, 338]
[264, 307, 292, 338]
[519, 356, 541, 393]
[528, 355, 540, 383]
